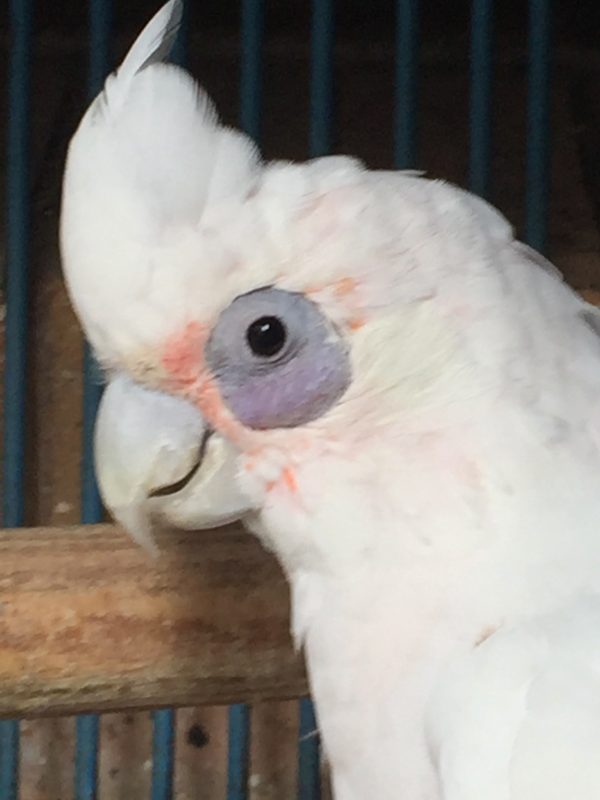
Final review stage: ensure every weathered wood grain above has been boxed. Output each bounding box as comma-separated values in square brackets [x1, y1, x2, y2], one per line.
[0, 523, 307, 719]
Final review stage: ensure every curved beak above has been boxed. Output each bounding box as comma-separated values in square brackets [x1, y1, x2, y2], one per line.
[95, 373, 253, 554]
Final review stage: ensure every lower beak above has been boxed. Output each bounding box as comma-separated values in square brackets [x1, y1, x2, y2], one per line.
[94, 372, 254, 553]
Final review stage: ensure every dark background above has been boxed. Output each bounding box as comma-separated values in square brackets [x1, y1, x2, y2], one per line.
[3, 1, 600, 45]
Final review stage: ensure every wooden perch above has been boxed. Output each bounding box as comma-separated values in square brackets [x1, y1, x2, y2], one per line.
[0, 523, 306, 719]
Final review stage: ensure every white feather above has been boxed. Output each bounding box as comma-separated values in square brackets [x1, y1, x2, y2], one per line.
[60, 0, 259, 362]
[429, 598, 600, 800]
[108, 0, 183, 98]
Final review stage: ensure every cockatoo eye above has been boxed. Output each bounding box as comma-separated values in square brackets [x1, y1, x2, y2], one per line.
[246, 316, 287, 358]
[205, 287, 351, 430]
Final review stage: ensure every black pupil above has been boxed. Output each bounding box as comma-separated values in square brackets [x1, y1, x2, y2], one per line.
[246, 316, 287, 357]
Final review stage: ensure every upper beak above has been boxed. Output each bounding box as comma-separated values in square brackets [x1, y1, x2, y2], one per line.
[94, 372, 253, 553]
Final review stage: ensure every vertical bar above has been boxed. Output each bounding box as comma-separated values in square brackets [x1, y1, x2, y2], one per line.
[394, 0, 420, 168]
[88, 0, 112, 98]
[2, 0, 34, 796]
[227, 704, 250, 800]
[239, 0, 264, 142]
[298, 698, 320, 800]
[309, 0, 335, 158]
[74, 716, 100, 800]
[0, 721, 19, 800]
[80, 347, 103, 525]
[394, 0, 419, 169]
[74, 3, 112, 799]
[151, 710, 176, 800]
[171, 0, 189, 68]
[525, 0, 552, 253]
[4, 0, 32, 531]
[468, 0, 494, 198]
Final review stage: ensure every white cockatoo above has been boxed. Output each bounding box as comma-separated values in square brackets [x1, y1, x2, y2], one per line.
[60, 2, 600, 798]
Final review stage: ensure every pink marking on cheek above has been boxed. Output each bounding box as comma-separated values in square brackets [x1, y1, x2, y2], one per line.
[306, 276, 358, 299]
[161, 323, 259, 452]
[282, 466, 298, 494]
[161, 322, 207, 387]
[305, 276, 366, 335]
[194, 378, 237, 434]
[264, 469, 297, 496]
[189, 374, 258, 453]
[265, 468, 307, 514]
[333, 276, 358, 298]
[161, 323, 246, 441]
[161, 323, 236, 431]
[349, 317, 366, 331]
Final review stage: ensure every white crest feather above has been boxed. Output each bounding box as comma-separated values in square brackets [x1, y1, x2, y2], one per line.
[116, 0, 182, 87]
[60, 0, 260, 362]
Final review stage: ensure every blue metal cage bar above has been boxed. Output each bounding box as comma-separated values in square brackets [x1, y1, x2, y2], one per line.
[151, 709, 176, 800]
[226, 704, 250, 800]
[394, 0, 420, 169]
[3, 0, 32, 532]
[171, 0, 189, 68]
[525, 0, 553, 253]
[309, 0, 335, 158]
[469, 0, 494, 197]
[74, 714, 100, 800]
[240, 0, 264, 144]
[298, 698, 321, 800]
[1, 0, 34, 795]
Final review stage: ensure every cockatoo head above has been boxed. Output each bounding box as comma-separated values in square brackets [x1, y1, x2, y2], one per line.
[61, 0, 514, 560]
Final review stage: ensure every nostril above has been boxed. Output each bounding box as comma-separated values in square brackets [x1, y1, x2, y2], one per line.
[148, 428, 212, 497]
